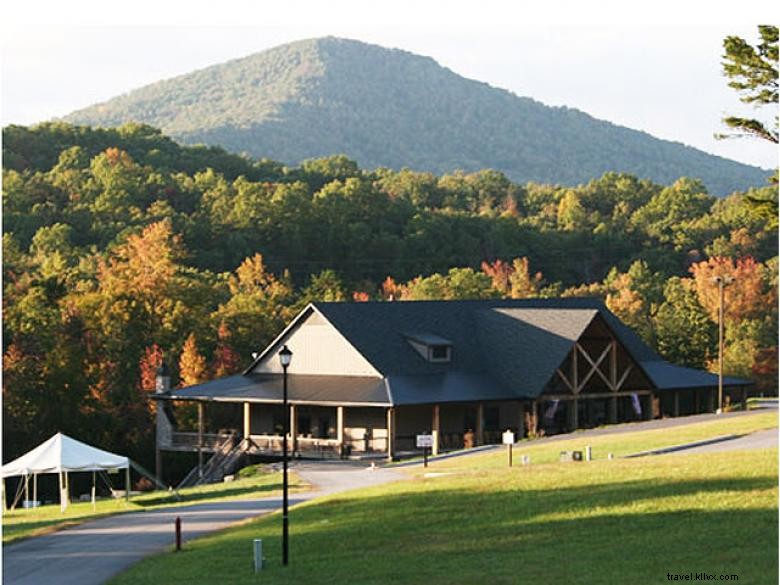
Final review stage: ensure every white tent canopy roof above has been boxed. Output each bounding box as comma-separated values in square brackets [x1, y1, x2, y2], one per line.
[1, 433, 129, 478]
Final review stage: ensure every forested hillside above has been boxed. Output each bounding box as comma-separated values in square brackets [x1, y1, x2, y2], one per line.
[64, 37, 769, 196]
[3, 122, 777, 471]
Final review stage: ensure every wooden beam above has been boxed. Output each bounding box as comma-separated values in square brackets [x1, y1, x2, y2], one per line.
[608, 396, 618, 424]
[542, 389, 653, 401]
[386, 408, 396, 461]
[336, 406, 344, 446]
[609, 340, 617, 390]
[475, 403, 484, 446]
[576, 342, 613, 392]
[518, 401, 526, 439]
[243, 402, 251, 439]
[571, 347, 578, 394]
[556, 368, 575, 392]
[673, 391, 680, 417]
[616, 364, 634, 391]
[289, 404, 297, 454]
[568, 397, 579, 431]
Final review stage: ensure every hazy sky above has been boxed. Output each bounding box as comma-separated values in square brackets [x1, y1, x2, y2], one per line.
[2, 1, 777, 169]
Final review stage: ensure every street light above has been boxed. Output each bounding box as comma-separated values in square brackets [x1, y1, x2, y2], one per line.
[278, 345, 293, 566]
[712, 276, 734, 414]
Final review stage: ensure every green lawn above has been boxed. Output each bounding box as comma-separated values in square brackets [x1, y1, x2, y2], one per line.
[2, 466, 307, 544]
[109, 415, 778, 585]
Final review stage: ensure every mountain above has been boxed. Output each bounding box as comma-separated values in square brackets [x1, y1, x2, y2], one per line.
[64, 37, 769, 195]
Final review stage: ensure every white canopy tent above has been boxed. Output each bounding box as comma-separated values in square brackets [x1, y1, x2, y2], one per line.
[2, 432, 130, 512]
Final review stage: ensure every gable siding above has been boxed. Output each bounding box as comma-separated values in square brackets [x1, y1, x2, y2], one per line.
[252, 311, 380, 376]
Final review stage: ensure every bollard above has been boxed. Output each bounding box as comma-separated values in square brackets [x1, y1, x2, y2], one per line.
[253, 539, 263, 572]
[175, 516, 182, 551]
[608, 453, 614, 460]
[585, 445, 592, 461]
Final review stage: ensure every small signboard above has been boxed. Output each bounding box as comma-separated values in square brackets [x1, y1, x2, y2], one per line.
[502, 431, 515, 445]
[416, 434, 434, 448]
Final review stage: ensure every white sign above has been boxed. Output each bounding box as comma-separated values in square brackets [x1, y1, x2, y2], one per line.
[416, 434, 434, 448]
[502, 431, 515, 445]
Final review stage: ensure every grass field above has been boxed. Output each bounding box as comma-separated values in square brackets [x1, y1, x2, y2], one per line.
[2, 466, 306, 544]
[109, 414, 778, 585]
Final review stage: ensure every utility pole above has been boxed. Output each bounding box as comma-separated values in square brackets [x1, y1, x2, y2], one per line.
[713, 276, 734, 414]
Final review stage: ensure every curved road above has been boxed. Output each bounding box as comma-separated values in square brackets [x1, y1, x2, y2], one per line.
[2, 463, 402, 585]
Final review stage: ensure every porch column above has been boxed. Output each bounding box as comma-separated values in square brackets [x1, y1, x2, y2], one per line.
[517, 401, 526, 439]
[386, 407, 396, 461]
[336, 406, 344, 455]
[567, 397, 579, 431]
[197, 402, 204, 479]
[289, 404, 297, 454]
[741, 387, 748, 410]
[530, 400, 539, 436]
[432, 404, 440, 456]
[608, 396, 618, 424]
[644, 393, 654, 420]
[673, 391, 680, 417]
[694, 389, 701, 413]
[243, 402, 251, 440]
[475, 403, 484, 446]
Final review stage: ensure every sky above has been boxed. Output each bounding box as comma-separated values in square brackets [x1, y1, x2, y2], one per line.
[2, 1, 777, 169]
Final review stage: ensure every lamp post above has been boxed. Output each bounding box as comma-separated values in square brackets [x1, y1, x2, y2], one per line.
[712, 276, 734, 414]
[278, 345, 293, 566]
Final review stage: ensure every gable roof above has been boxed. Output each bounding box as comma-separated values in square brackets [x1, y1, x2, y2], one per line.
[476, 308, 599, 395]
[173, 298, 750, 407]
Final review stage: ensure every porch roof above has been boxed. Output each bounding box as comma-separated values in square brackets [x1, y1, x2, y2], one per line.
[639, 361, 749, 390]
[159, 374, 391, 407]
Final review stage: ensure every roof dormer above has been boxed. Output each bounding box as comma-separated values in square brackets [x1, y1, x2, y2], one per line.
[405, 332, 452, 363]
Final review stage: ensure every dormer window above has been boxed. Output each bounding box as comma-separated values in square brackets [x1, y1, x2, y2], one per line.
[405, 333, 452, 363]
[430, 345, 451, 362]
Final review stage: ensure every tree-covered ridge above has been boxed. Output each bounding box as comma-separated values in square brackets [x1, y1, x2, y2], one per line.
[2, 122, 777, 471]
[64, 37, 769, 196]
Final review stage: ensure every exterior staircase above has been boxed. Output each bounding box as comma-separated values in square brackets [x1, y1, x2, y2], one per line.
[176, 432, 243, 489]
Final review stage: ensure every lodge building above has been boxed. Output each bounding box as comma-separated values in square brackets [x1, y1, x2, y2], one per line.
[154, 299, 749, 480]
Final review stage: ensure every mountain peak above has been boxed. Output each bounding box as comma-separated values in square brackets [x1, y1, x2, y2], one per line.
[64, 37, 768, 195]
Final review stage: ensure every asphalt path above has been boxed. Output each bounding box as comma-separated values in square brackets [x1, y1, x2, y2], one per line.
[1, 463, 403, 585]
[669, 428, 778, 454]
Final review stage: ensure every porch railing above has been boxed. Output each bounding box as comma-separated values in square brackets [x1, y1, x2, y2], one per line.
[162, 431, 237, 452]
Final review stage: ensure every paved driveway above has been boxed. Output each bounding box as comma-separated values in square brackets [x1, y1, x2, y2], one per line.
[671, 428, 778, 454]
[2, 463, 402, 585]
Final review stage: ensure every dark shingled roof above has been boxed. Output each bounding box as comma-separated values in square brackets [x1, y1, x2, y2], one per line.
[166, 298, 751, 406]
[163, 374, 390, 406]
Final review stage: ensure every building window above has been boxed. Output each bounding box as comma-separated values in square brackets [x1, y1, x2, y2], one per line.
[429, 345, 451, 362]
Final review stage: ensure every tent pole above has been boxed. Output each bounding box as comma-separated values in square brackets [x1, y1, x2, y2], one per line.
[125, 466, 130, 502]
[92, 471, 96, 511]
[33, 473, 37, 510]
[23, 474, 29, 511]
[59, 471, 65, 513]
[2, 478, 6, 512]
